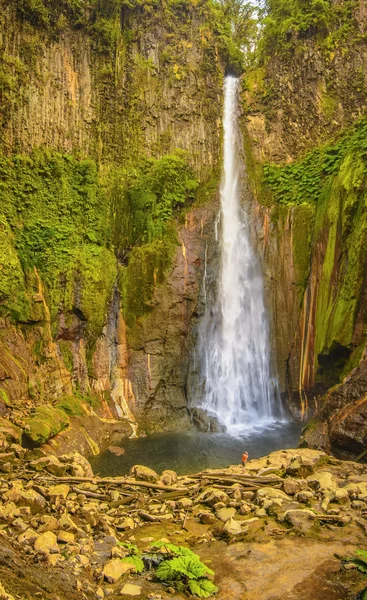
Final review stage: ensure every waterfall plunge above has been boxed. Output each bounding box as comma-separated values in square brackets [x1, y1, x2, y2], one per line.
[199, 76, 280, 433]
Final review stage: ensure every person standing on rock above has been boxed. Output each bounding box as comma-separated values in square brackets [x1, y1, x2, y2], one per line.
[242, 451, 249, 471]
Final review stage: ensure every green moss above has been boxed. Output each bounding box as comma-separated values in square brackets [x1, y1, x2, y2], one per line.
[0, 388, 11, 407]
[25, 405, 70, 444]
[58, 341, 74, 373]
[0, 217, 30, 321]
[320, 91, 337, 119]
[119, 232, 177, 328]
[54, 395, 86, 416]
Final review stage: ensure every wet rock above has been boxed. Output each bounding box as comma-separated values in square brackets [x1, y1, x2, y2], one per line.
[191, 408, 225, 433]
[34, 531, 59, 554]
[159, 470, 177, 486]
[216, 507, 236, 523]
[120, 583, 141, 596]
[130, 465, 159, 483]
[103, 559, 133, 583]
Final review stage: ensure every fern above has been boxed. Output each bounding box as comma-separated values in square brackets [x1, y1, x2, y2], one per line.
[188, 579, 219, 598]
[121, 555, 144, 573]
[117, 541, 140, 555]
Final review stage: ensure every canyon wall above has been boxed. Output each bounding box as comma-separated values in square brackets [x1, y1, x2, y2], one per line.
[242, 0, 367, 456]
[0, 0, 227, 449]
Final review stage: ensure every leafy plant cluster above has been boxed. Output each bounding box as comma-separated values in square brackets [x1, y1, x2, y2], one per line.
[263, 117, 367, 206]
[117, 541, 218, 598]
[111, 151, 198, 262]
[258, 0, 360, 58]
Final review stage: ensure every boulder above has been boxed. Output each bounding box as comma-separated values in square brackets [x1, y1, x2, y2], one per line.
[129, 465, 159, 483]
[18, 528, 38, 545]
[34, 531, 59, 554]
[283, 509, 315, 534]
[58, 531, 75, 544]
[223, 517, 242, 535]
[159, 470, 177, 486]
[334, 488, 350, 504]
[283, 479, 302, 496]
[306, 472, 337, 493]
[199, 512, 216, 525]
[24, 406, 70, 444]
[287, 456, 315, 478]
[38, 515, 60, 533]
[296, 491, 315, 504]
[120, 583, 141, 596]
[48, 484, 70, 499]
[60, 452, 94, 478]
[4, 483, 46, 514]
[30, 456, 67, 477]
[103, 559, 133, 583]
[59, 514, 79, 533]
[0, 502, 20, 523]
[204, 490, 230, 507]
[0, 417, 22, 444]
[216, 507, 237, 523]
[178, 498, 193, 509]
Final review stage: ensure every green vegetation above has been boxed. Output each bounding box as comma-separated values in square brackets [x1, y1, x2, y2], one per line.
[53, 395, 86, 417]
[112, 152, 198, 258]
[344, 550, 367, 600]
[261, 118, 367, 383]
[24, 405, 70, 444]
[0, 150, 116, 342]
[263, 118, 367, 206]
[258, 0, 360, 58]
[0, 147, 199, 342]
[117, 540, 218, 597]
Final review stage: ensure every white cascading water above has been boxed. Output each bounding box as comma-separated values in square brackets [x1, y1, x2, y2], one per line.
[200, 75, 279, 433]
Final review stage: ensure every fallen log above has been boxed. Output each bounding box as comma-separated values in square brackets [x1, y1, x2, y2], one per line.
[37, 475, 186, 493]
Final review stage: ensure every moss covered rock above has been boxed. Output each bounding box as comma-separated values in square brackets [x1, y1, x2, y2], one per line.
[25, 406, 70, 444]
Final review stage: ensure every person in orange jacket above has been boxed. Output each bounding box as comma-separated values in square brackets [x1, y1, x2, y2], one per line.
[242, 451, 249, 471]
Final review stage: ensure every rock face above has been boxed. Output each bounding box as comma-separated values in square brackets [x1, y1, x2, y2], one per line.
[238, 3, 367, 452]
[0, 1, 224, 442]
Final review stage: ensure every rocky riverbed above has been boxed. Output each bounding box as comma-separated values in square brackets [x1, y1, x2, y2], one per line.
[0, 445, 367, 600]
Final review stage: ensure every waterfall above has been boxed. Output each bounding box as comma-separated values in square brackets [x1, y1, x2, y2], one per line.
[198, 75, 280, 433]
